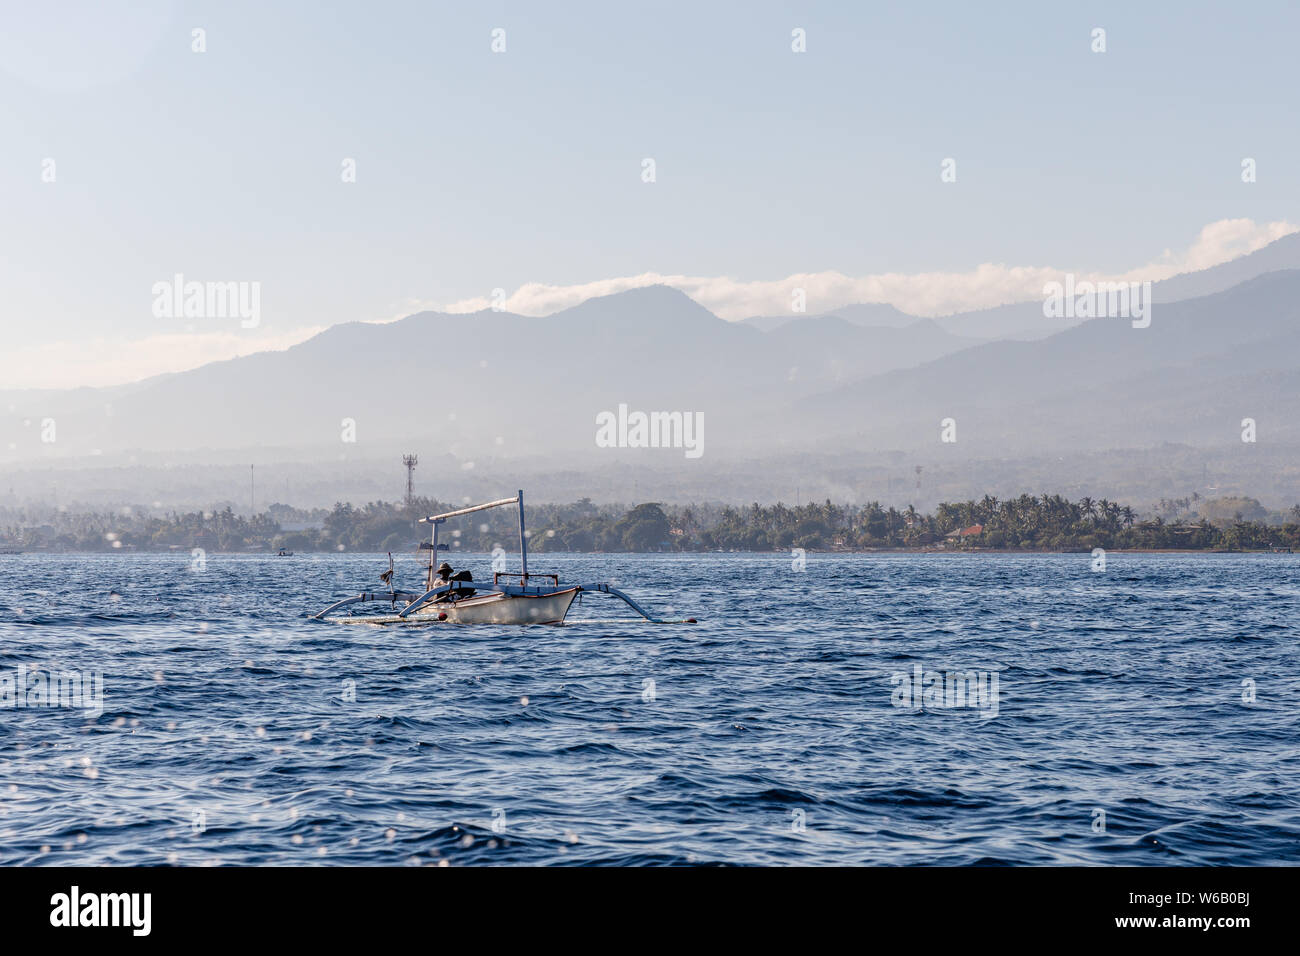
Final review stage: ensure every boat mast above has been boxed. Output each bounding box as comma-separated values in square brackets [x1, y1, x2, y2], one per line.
[428, 518, 440, 590]
[517, 489, 527, 579]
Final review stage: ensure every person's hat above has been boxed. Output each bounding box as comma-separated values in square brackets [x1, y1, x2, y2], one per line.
[437, 562, 453, 573]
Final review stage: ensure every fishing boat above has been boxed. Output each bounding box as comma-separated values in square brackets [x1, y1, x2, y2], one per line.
[312, 491, 692, 625]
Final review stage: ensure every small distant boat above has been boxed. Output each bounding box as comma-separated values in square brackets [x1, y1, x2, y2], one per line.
[276, 548, 294, 557]
[313, 491, 692, 626]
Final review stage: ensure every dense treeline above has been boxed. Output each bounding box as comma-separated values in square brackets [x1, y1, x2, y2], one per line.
[3, 494, 1300, 554]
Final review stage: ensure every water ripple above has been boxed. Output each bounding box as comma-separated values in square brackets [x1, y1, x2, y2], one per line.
[0, 551, 1297, 865]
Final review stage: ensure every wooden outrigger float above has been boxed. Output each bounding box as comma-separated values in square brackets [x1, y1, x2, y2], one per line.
[312, 491, 693, 625]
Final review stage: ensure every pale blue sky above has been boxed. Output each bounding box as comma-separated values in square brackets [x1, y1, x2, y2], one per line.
[2, 0, 1297, 386]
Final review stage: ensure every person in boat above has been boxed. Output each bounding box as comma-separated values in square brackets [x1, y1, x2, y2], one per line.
[433, 561, 453, 586]
[432, 562, 475, 600]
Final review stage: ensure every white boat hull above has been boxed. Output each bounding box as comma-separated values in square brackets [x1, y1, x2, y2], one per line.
[411, 587, 579, 625]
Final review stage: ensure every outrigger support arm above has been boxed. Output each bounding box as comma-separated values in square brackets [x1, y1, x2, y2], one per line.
[578, 582, 695, 624]
[312, 590, 424, 620]
[396, 584, 454, 619]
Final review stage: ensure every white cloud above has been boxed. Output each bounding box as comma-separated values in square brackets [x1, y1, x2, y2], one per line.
[440, 218, 1299, 320]
[6, 218, 1294, 389]
[1132, 217, 1298, 277]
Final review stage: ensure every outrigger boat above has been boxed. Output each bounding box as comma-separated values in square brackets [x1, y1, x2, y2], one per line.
[312, 491, 692, 626]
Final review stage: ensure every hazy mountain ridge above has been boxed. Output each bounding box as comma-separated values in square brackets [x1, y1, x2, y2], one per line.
[0, 286, 995, 461]
[2, 238, 1300, 510]
[742, 302, 921, 331]
[796, 269, 1300, 452]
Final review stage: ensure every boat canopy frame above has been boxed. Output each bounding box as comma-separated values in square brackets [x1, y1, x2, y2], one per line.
[420, 490, 530, 583]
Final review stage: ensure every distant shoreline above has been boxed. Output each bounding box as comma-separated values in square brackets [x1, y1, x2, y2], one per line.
[6, 496, 1297, 556]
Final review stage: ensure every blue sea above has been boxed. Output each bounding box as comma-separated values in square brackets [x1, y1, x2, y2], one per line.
[1, 552, 1297, 866]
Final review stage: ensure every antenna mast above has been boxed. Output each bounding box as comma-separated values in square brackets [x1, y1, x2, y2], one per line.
[402, 454, 419, 506]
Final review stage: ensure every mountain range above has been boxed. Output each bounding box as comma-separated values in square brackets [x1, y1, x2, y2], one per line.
[3, 233, 1300, 507]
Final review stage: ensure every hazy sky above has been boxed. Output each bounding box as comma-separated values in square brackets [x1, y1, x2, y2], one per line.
[2, 0, 1298, 388]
